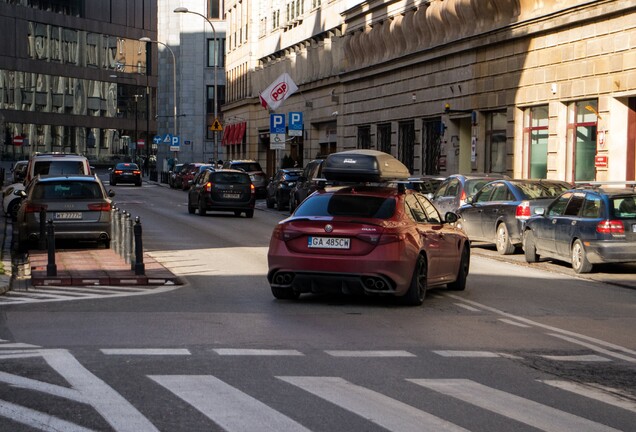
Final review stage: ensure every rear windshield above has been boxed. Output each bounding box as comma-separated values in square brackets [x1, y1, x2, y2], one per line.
[212, 172, 251, 184]
[295, 194, 396, 219]
[33, 181, 103, 200]
[116, 163, 139, 170]
[611, 196, 636, 219]
[232, 163, 263, 172]
[34, 161, 87, 176]
[284, 172, 301, 181]
[515, 182, 569, 199]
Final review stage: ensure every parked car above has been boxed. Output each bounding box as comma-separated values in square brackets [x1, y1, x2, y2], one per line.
[10, 160, 28, 184]
[24, 153, 92, 185]
[187, 168, 255, 218]
[267, 150, 470, 305]
[15, 175, 114, 249]
[266, 168, 303, 210]
[523, 185, 636, 273]
[289, 158, 326, 213]
[430, 173, 509, 215]
[222, 160, 268, 198]
[181, 163, 208, 190]
[2, 182, 25, 221]
[456, 179, 571, 254]
[168, 163, 184, 188]
[408, 175, 447, 194]
[109, 162, 142, 186]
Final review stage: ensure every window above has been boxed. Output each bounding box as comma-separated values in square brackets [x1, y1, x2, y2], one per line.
[581, 195, 601, 218]
[524, 106, 549, 179]
[486, 112, 507, 173]
[568, 100, 597, 182]
[206, 85, 225, 139]
[208, 0, 223, 20]
[207, 38, 226, 67]
[564, 193, 585, 216]
[548, 193, 572, 216]
[405, 195, 427, 222]
[474, 183, 495, 203]
[377, 123, 391, 154]
[357, 126, 371, 149]
[490, 184, 512, 201]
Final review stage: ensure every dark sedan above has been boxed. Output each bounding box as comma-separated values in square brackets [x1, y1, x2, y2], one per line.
[266, 168, 303, 210]
[523, 185, 636, 273]
[187, 169, 255, 218]
[109, 163, 142, 186]
[457, 179, 570, 254]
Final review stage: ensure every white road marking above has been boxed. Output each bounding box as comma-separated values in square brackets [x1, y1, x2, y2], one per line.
[278, 376, 469, 432]
[433, 350, 502, 358]
[101, 348, 191, 355]
[213, 348, 304, 356]
[325, 350, 416, 357]
[539, 380, 636, 413]
[0, 342, 40, 349]
[0, 399, 94, 432]
[547, 333, 636, 363]
[454, 303, 481, 312]
[150, 375, 311, 432]
[540, 354, 610, 362]
[499, 318, 532, 328]
[410, 379, 621, 432]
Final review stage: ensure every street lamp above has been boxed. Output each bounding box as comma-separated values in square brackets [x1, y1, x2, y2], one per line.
[139, 37, 178, 145]
[173, 7, 218, 163]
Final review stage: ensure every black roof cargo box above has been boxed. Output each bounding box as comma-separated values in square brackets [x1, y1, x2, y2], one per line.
[322, 150, 410, 182]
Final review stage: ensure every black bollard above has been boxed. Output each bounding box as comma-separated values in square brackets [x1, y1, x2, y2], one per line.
[46, 219, 57, 276]
[39, 207, 47, 250]
[133, 216, 145, 275]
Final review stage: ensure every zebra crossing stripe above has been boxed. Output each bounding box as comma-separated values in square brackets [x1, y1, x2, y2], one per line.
[325, 350, 415, 357]
[539, 380, 636, 413]
[149, 375, 311, 432]
[409, 379, 621, 432]
[278, 376, 469, 432]
[0, 399, 93, 432]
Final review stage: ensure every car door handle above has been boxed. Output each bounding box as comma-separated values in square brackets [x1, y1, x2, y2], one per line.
[571, 221, 577, 226]
[552, 219, 557, 224]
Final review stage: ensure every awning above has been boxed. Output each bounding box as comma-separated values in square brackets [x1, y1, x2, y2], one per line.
[234, 122, 246, 145]
[221, 124, 229, 145]
[222, 124, 234, 146]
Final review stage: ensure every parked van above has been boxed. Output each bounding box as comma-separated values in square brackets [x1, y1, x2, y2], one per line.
[25, 153, 92, 184]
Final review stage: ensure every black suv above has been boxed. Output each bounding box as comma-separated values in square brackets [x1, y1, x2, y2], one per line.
[288, 158, 325, 213]
[222, 160, 267, 198]
[187, 169, 255, 218]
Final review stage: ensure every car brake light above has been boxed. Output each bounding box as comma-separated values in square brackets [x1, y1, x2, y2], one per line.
[272, 226, 304, 241]
[114, 170, 123, 175]
[25, 203, 46, 213]
[88, 203, 111, 212]
[358, 233, 403, 245]
[516, 201, 532, 220]
[205, 182, 213, 192]
[596, 220, 624, 234]
[133, 170, 141, 175]
[250, 184, 255, 195]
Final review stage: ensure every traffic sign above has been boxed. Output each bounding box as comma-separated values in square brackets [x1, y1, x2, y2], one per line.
[137, 139, 145, 148]
[288, 112, 303, 137]
[153, 135, 162, 145]
[170, 135, 180, 152]
[270, 114, 285, 135]
[162, 133, 172, 144]
[13, 135, 23, 146]
[210, 118, 223, 131]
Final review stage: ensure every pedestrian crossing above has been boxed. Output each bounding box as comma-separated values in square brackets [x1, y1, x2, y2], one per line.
[0, 283, 180, 304]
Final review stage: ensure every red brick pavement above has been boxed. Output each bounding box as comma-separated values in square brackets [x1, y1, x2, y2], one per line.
[28, 248, 181, 286]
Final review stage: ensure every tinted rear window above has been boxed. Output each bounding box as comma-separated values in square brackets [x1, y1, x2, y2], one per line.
[212, 172, 251, 184]
[34, 161, 86, 176]
[514, 182, 569, 199]
[611, 196, 636, 219]
[295, 194, 396, 219]
[232, 163, 263, 172]
[116, 163, 139, 170]
[33, 181, 103, 199]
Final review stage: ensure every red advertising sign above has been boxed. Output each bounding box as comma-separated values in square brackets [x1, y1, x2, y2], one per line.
[594, 155, 608, 168]
[13, 135, 23, 146]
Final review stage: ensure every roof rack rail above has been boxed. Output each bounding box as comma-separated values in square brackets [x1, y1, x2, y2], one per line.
[574, 181, 636, 190]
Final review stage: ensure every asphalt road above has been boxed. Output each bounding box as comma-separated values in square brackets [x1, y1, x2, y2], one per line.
[0, 174, 634, 431]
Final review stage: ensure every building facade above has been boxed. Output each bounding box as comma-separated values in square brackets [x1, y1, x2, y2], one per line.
[0, 0, 158, 165]
[222, 0, 636, 182]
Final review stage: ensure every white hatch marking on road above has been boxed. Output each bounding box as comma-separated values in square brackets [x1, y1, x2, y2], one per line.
[433, 351, 502, 358]
[0, 399, 94, 432]
[410, 379, 621, 432]
[546, 333, 636, 363]
[539, 380, 636, 413]
[498, 318, 532, 328]
[454, 303, 481, 312]
[100, 349, 191, 356]
[279, 376, 469, 432]
[0, 342, 41, 349]
[540, 354, 611, 362]
[150, 375, 311, 432]
[213, 348, 304, 356]
[325, 350, 416, 357]
[445, 294, 636, 362]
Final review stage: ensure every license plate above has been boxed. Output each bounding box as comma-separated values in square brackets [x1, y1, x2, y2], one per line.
[55, 212, 82, 220]
[223, 193, 241, 199]
[123, 172, 132, 176]
[308, 236, 350, 249]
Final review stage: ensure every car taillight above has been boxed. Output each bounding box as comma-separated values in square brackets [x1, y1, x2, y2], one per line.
[133, 170, 141, 175]
[272, 226, 304, 241]
[205, 182, 213, 192]
[596, 220, 624, 234]
[250, 184, 256, 195]
[88, 203, 111, 212]
[114, 170, 123, 175]
[357, 233, 403, 245]
[25, 203, 46, 213]
[460, 190, 466, 203]
[516, 201, 532, 220]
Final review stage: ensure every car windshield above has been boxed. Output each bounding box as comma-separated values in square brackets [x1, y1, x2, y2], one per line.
[611, 195, 636, 219]
[284, 172, 301, 181]
[515, 181, 569, 198]
[295, 194, 396, 219]
[213, 172, 250, 184]
[234, 163, 262, 172]
[33, 181, 103, 200]
[34, 161, 85, 176]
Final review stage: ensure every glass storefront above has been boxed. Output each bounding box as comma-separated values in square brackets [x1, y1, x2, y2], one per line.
[526, 106, 549, 179]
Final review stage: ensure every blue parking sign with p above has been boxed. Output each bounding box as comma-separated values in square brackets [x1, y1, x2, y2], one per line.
[270, 114, 285, 135]
[288, 112, 303, 137]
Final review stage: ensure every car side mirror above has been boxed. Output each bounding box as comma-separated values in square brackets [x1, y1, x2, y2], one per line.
[445, 211, 458, 224]
[534, 207, 545, 216]
[465, 195, 474, 205]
